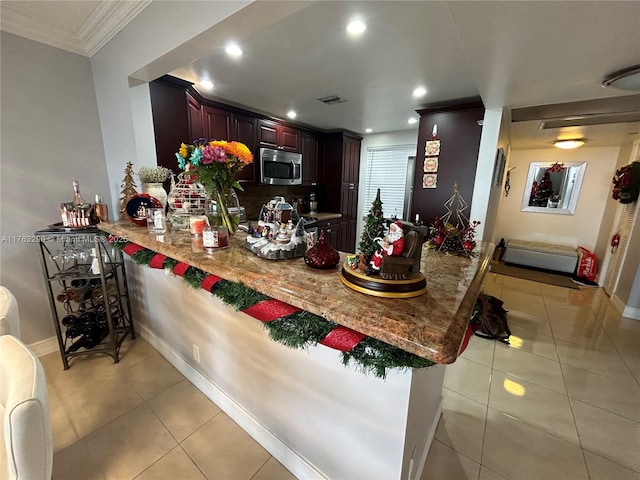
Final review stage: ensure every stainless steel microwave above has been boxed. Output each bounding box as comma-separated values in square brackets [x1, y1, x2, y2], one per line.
[260, 148, 302, 185]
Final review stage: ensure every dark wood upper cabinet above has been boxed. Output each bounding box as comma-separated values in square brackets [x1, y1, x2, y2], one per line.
[234, 114, 258, 183]
[149, 75, 324, 185]
[202, 105, 233, 142]
[301, 132, 319, 185]
[187, 92, 202, 142]
[258, 119, 300, 152]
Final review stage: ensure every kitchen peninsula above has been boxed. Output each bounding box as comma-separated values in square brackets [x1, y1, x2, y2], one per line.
[100, 221, 492, 480]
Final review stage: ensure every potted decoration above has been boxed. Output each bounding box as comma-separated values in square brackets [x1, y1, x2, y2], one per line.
[137, 166, 173, 208]
[175, 139, 253, 234]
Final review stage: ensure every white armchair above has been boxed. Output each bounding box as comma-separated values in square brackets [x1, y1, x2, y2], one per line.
[0, 286, 20, 338]
[0, 335, 53, 480]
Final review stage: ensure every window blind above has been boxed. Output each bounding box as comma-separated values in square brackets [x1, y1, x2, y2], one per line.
[363, 145, 415, 219]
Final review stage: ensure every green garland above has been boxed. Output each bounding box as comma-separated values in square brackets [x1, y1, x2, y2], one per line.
[103, 232, 435, 378]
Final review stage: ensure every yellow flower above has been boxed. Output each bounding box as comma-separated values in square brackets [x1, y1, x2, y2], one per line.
[208, 140, 228, 149]
[226, 141, 254, 164]
[179, 143, 189, 158]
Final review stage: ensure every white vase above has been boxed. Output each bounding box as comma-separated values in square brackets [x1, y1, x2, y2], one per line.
[142, 182, 168, 208]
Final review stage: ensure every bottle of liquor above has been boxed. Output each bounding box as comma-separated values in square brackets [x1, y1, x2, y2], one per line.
[72, 180, 86, 205]
[94, 194, 109, 222]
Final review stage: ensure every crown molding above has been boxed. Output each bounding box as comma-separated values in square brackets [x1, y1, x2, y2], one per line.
[79, 0, 152, 57]
[0, 0, 151, 57]
[0, 6, 86, 55]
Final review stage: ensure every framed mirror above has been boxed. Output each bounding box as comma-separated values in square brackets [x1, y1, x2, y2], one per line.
[521, 161, 587, 215]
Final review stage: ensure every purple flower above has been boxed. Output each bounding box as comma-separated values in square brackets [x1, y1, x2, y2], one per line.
[202, 145, 226, 165]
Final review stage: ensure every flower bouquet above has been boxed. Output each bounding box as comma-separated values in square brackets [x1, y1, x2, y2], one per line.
[175, 139, 253, 234]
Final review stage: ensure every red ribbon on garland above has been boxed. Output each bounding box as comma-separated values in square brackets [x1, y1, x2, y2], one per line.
[122, 243, 144, 256]
[201, 274, 223, 292]
[149, 254, 167, 269]
[242, 299, 301, 322]
[320, 326, 367, 352]
[172, 262, 190, 276]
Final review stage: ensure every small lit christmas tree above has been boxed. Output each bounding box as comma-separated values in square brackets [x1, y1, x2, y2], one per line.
[119, 162, 138, 220]
[532, 171, 553, 206]
[358, 189, 387, 263]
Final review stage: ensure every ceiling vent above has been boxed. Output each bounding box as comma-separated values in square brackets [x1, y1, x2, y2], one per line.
[317, 94, 347, 105]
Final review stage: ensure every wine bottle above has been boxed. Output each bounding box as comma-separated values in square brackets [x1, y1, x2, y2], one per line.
[71, 180, 86, 205]
[70, 278, 87, 287]
[94, 194, 109, 222]
[78, 309, 97, 326]
[61, 312, 80, 327]
[67, 336, 87, 352]
[65, 321, 84, 339]
[83, 323, 106, 349]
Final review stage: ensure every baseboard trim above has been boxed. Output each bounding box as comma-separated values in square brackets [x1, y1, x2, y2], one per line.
[610, 294, 626, 315]
[622, 305, 640, 321]
[29, 335, 59, 357]
[137, 323, 327, 480]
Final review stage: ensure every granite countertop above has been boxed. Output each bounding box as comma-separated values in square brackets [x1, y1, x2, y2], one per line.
[99, 221, 493, 364]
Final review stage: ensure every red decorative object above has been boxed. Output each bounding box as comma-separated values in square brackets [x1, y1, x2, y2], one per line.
[547, 162, 565, 173]
[304, 230, 340, 269]
[612, 161, 640, 204]
[242, 299, 302, 322]
[320, 326, 367, 352]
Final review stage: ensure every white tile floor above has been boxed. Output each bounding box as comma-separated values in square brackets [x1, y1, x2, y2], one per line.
[44, 273, 640, 479]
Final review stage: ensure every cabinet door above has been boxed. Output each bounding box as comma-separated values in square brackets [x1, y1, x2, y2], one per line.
[337, 220, 356, 253]
[203, 105, 233, 141]
[340, 184, 358, 221]
[234, 114, 257, 183]
[280, 125, 300, 152]
[187, 93, 203, 142]
[343, 137, 361, 184]
[258, 120, 279, 149]
[301, 132, 318, 185]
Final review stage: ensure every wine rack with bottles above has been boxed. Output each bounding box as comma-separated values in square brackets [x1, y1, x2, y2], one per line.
[36, 226, 135, 369]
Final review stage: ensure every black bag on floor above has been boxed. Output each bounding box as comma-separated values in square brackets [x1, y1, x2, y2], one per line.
[472, 294, 510, 344]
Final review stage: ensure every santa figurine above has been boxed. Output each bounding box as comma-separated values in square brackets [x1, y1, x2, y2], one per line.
[366, 221, 405, 275]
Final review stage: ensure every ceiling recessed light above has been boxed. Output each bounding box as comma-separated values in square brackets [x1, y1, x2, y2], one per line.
[554, 139, 585, 149]
[199, 80, 214, 90]
[413, 87, 427, 97]
[346, 19, 367, 34]
[408, 117, 418, 125]
[365, 128, 372, 133]
[287, 110, 297, 119]
[225, 44, 243, 57]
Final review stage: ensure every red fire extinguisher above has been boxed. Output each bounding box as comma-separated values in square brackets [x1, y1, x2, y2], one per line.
[611, 233, 620, 253]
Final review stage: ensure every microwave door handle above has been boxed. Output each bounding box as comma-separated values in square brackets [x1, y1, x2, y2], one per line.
[292, 161, 301, 179]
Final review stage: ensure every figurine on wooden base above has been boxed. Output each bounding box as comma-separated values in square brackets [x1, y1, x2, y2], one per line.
[341, 194, 427, 298]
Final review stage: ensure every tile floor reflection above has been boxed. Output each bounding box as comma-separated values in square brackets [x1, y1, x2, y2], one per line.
[44, 273, 640, 479]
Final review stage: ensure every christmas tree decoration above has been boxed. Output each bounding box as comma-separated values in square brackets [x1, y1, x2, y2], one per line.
[119, 162, 138, 220]
[358, 189, 386, 265]
[528, 170, 554, 207]
[428, 183, 480, 256]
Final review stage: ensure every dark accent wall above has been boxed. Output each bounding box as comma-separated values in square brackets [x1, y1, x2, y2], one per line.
[411, 103, 484, 228]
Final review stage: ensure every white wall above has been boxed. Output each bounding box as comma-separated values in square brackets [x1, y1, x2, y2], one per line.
[494, 146, 619, 257]
[0, 32, 110, 343]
